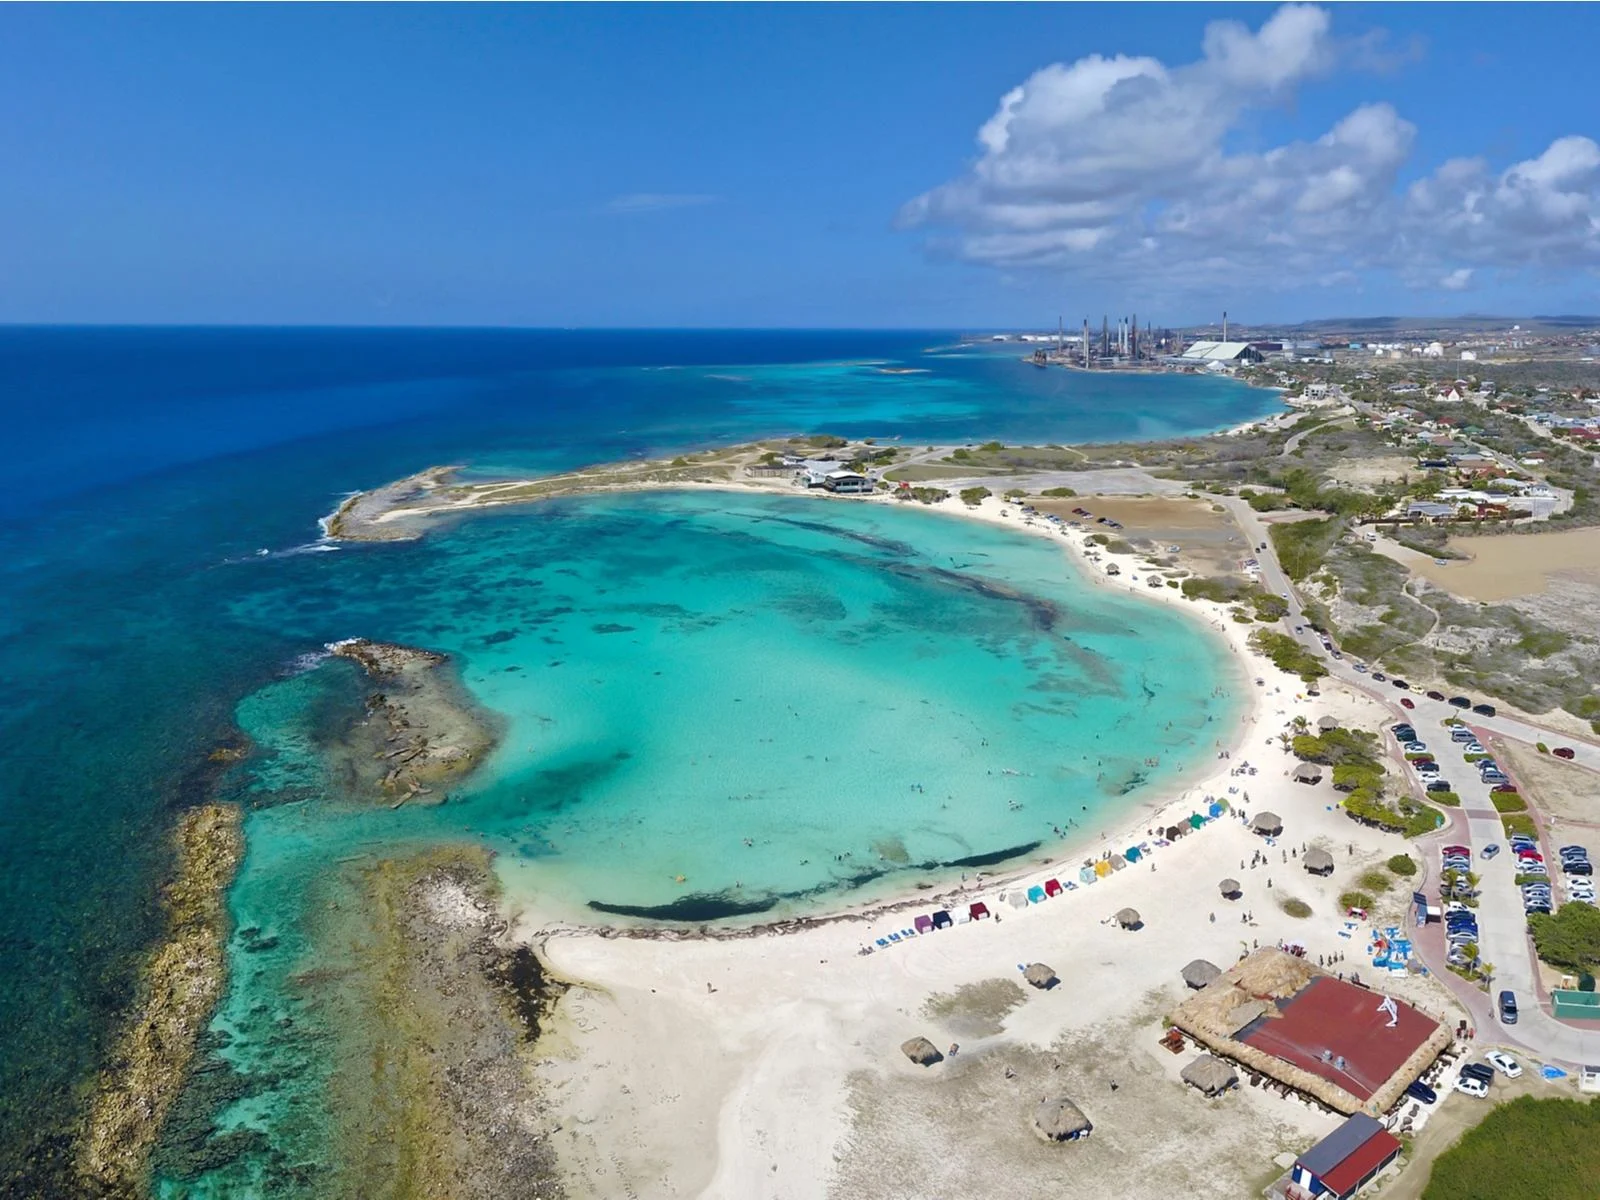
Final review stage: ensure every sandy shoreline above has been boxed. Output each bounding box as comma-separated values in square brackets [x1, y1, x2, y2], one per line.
[473, 483, 1459, 1199]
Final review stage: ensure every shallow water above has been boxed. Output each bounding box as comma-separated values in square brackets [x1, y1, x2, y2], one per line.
[0, 328, 1277, 1187]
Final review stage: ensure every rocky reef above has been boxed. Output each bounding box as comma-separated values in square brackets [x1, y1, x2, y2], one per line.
[327, 638, 498, 804]
[75, 802, 245, 1197]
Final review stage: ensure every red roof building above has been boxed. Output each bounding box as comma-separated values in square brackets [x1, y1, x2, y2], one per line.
[1288, 1113, 1402, 1199]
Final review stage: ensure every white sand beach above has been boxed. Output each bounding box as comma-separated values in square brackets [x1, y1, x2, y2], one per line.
[508, 488, 1467, 1200]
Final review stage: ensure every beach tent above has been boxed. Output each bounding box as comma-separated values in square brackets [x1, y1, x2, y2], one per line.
[1094, 860, 1112, 879]
[1304, 848, 1335, 876]
[1164, 824, 1184, 840]
[1125, 846, 1142, 862]
[969, 901, 990, 921]
[1044, 878, 1064, 897]
[1182, 959, 1222, 989]
[1115, 907, 1142, 930]
[1219, 878, 1242, 899]
[1007, 890, 1029, 910]
[1079, 866, 1097, 884]
[1208, 802, 1225, 818]
[1110, 856, 1128, 872]
[1032, 1097, 1092, 1142]
[1188, 813, 1205, 830]
[1250, 812, 1284, 837]
[914, 914, 934, 933]
[955, 909, 971, 924]
[1024, 962, 1058, 990]
[931, 910, 952, 930]
[1027, 884, 1047, 904]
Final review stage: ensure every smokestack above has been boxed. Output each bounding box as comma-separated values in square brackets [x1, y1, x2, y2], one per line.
[1132, 314, 1137, 361]
[1102, 315, 1108, 358]
[1223, 311, 1228, 342]
[1082, 318, 1090, 368]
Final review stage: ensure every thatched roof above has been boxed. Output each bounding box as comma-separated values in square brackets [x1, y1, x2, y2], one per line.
[1304, 848, 1335, 874]
[1251, 811, 1283, 835]
[1024, 962, 1058, 990]
[1181, 1054, 1239, 1095]
[1032, 1097, 1092, 1142]
[1219, 878, 1242, 897]
[1167, 948, 1450, 1117]
[1317, 715, 1341, 731]
[901, 1036, 943, 1066]
[1293, 762, 1323, 783]
[1182, 959, 1222, 989]
[1115, 907, 1141, 929]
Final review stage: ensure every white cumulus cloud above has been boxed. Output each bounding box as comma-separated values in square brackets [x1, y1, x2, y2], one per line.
[901, 4, 1600, 299]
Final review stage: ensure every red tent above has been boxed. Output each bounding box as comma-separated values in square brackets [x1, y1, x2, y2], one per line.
[1044, 878, 1064, 897]
[969, 901, 991, 920]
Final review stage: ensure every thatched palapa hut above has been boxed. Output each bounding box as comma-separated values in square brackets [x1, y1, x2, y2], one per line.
[1023, 962, 1058, 990]
[1182, 958, 1222, 990]
[901, 1036, 943, 1066]
[1251, 811, 1284, 837]
[1304, 848, 1335, 876]
[1219, 878, 1242, 899]
[1181, 1054, 1239, 1096]
[1032, 1097, 1092, 1142]
[1317, 716, 1342, 732]
[1115, 907, 1141, 930]
[1293, 762, 1324, 784]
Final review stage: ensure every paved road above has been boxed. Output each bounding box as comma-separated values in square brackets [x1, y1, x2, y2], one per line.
[1224, 493, 1600, 1066]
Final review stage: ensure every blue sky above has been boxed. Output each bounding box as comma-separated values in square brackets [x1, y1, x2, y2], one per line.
[1, 3, 1597, 327]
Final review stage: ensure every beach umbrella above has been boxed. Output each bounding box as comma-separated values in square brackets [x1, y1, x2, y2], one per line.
[900, 1036, 943, 1066]
[1182, 959, 1222, 989]
[1023, 962, 1058, 990]
[1303, 848, 1335, 875]
[1115, 907, 1141, 929]
[1032, 1097, 1092, 1142]
[1181, 1054, 1239, 1096]
[1250, 811, 1283, 837]
[1219, 878, 1242, 898]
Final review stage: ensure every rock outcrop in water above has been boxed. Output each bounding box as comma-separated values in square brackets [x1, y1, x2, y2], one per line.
[327, 638, 497, 803]
[76, 802, 244, 1196]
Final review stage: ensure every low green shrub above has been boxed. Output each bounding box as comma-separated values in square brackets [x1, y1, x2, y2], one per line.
[1388, 854, 1418, 876]
[1493, 792, 1528, 813]
[1280, 898, 1313, 919]
[1339, 891, 1374, 911]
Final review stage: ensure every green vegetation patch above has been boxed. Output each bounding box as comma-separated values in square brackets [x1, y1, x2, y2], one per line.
[1503, 813, 1536, 838]
[1339, 891, 1374, 912]
[1387, 854, 1417, 877]
[1280, 898, 1313, 919]
[1040, 486, 1077, 498]
[1530, 904, 1600, 976]
[958, 487, 991, 507]
[1492, 792, 1528, 813]
[1269, 517, 1345, 580]
[1357, 869, 1392, 893]
[1251, 630, 1328, 683]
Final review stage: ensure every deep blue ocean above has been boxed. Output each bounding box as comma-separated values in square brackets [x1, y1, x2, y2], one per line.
[0, 327, 1280, 1190]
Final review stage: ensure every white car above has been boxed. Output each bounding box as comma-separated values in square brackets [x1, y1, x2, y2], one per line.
[1455, 1075, 1490, 1098]
[1483, 1051, 1522, 1079]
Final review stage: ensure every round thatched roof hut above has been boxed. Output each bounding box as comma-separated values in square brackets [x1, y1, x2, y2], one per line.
[1250, 811, 1283, 836]
[1219, 877, 1241, 899]
[1023, 962, 1058, 990]
[1181, 1054, 1239, 1096]
[900, 1036, 943, 1066]
[1317, 715, 1341, 732]
[1182, 958, 1222, 989]
[1303, 848, 1335, 875]
[1115, 907, 1141, 929]
[1032, 1096, 1092, 1142]
[1293, 762, 1323, 784]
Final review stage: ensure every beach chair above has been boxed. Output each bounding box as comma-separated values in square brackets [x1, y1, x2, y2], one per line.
[887, 932, 901, 943]
[875, 938, 889, 948]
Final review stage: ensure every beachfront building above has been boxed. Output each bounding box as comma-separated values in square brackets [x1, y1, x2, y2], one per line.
[1282, 1113, 1402, 1200]
[1177, 341, 1263, 367]
[799, 463, 873, 494]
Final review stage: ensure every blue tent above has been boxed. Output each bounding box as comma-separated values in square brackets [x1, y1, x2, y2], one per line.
[1208, 801, 1225, 818]
[1027, 884, 1047, 903]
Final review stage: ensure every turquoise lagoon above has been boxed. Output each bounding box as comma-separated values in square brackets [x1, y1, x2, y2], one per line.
[229, 490, 1244, 921]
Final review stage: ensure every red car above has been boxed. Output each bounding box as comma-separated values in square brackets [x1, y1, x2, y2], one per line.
[1553, 747, 1576, 760]
[1400, 697, 1416, 709]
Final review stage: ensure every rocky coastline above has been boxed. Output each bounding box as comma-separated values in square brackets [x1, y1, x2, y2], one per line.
[75, 802, 245, 1197]
[327, 638, 498, 804]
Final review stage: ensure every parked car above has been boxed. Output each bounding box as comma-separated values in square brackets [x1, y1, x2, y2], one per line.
[1404, 741, 1428, 753]
[1482, 844, 1500, 859]
[1426, 780, 1453, 793]
[1449, 696, 1473, 708]
[1482, 1051, 1521, 1078]
[1499, 991, 1519, 1024]
[1554, 746, 1576, 760]
[1450, 728, 1475, 743]
[1566, 861, 1593, 876]
[1427, 690, 1447, 701]
[1463, 741, 1485, 754]
[1400, 697, 1415, 709]
[1460, 1062, 1495, 1084]
[1455, 1075, 1490, 1098]
[1561, 845, 1589, 858]
[1405, 1079, 1438, 1105]
[1473, 703, 1497, 717]
[1371, 671, 1387, 681]
[1392, 679, 1411, 689]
